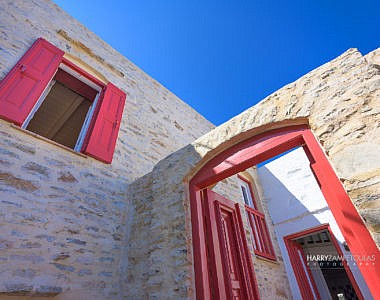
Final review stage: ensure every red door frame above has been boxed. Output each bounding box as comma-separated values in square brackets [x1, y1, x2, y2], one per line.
[285, 238, 321, 299]
[284, 224, 364, 300]
[189, 125, 379, 299]
[203, 189, 259, 299]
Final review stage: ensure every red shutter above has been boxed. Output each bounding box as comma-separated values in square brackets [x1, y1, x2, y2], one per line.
[84, 82, 126, 163]
[0, 38, 64, 125]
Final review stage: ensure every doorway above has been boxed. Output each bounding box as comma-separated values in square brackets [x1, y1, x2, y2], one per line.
[203, 189, 259, 299]
[284, 225, 363, 300]
[189, 125, 379, 299]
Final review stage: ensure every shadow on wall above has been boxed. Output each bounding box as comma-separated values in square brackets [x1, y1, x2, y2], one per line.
[256, 148, 373, 300]
[257, 147, 330, 228]
[122, 144, 204, 299]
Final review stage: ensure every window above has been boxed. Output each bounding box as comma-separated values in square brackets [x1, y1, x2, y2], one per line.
[239, 175, 257, 209]
[0, 38, 126, 163]
[238, 175, 276, 260]
[24, 67, 99, 150]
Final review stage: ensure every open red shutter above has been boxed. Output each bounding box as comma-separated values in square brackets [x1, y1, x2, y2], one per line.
[0, 38, 64, 125]
[84, 82, 126, 163]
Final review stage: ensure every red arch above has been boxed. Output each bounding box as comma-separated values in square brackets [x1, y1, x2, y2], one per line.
[189, 125, 379, 299]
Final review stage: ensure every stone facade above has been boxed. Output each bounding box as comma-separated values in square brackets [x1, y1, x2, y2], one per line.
[128, 46, 379, 298]
[0, 1, 213, 299]
[1, 0, 379, 299]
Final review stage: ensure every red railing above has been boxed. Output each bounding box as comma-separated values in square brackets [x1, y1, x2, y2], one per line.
[245, 206, 276, 260]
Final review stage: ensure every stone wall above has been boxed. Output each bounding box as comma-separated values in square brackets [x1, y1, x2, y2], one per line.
[128, 47, 379, 298]
[1, 1, 379, 299]
[0, 1, 214, 299]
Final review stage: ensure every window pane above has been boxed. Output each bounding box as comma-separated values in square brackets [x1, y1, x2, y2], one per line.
[239, 179, 255, 208]
[241, 186, 250, 206]
[26, 81, 92, 149]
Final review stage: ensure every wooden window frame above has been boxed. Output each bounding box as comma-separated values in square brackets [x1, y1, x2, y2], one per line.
[0, 38, 126, 163]
[238, 175, 257, 208]
[189, 125, 379, 299]
[238, 175, 276, 261]
[245, 205, 276, 261]
[21, 62, 103, 152]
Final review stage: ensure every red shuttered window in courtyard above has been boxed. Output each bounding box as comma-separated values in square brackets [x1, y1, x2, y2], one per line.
[0, 38, 126, 163]
[238, 175, 276, 260]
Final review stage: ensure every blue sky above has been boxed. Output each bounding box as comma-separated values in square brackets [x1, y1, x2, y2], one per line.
[54, 0, 379, 125]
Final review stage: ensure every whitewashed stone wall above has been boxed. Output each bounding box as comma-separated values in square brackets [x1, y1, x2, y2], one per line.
[0, 1, 213, 299]
[127, 46, 379, 299]
[258, 148, 373, 299]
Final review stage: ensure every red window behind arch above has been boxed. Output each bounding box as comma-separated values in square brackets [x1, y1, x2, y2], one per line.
[238, 176, 276, 260]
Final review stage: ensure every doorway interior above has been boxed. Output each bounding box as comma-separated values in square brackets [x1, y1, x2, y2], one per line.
[285, 225, 363, 300]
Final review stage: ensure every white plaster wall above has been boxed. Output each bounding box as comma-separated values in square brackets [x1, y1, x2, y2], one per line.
[257, 147, 373, 300]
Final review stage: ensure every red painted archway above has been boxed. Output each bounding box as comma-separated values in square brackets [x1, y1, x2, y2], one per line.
[189, 125, 379, 299]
